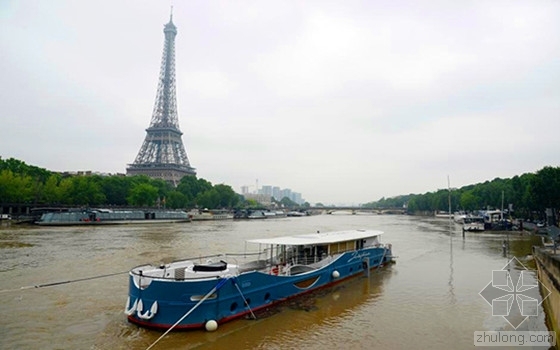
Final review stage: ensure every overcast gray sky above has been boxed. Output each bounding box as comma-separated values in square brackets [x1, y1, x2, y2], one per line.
[1, 1, 559, 205]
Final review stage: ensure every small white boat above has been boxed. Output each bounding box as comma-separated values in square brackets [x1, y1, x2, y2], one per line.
[463, 215, 485, 232]
[542, 236, 555, 248]
[189, 209, 233, 221]
[435, 211, 453, 219]
[247, 211, 266, 219]
[453, 212, 467, 223]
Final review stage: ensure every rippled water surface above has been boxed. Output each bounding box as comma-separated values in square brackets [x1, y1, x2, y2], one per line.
[0, 214, 550, 349]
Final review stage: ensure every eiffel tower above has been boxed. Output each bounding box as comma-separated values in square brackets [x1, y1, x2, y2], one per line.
[127, 11, 196, 185]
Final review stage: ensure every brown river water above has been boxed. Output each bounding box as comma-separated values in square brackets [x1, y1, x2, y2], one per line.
[0, 214, 552, 349]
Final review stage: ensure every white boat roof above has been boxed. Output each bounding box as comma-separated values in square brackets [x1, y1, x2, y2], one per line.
[246, 229, 383, 246]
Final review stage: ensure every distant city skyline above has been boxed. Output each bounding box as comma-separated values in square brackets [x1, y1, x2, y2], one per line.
[241, 182, 305, 205]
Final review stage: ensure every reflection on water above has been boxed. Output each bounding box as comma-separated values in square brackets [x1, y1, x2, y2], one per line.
[171, 267, 394, 350]
[448, 231, 456, 305]
[0, 215, 551, 350]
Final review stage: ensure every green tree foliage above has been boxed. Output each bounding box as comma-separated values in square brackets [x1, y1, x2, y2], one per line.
[0, 158, 245, 210]
[176, 176, 213, 205]
[165, 191, 188, 209]
[363, 195, 412, 209]
[459, 191, 478, 211]
[213, 184, 239, 208]
[367, 167, 560, 218]
[60, 175, 106, 205]
[2, 158, 558, 215]
[196, 188, 220, 209]
[127, 183, 158, 207]
[0, 170, 34, 203]
[244, 198, 260, 208]
[279, 196, 297, 207]
[0, 157, 50, 183]
[531, 166, 560, 210]
[100, 176, 130, 205]
[41, 174, 62, 204]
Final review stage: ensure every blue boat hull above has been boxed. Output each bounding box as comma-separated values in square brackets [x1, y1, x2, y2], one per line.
[126, 246, 392, 330]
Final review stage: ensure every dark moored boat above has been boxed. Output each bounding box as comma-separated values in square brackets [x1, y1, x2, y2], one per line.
[35, 209, 190, 226]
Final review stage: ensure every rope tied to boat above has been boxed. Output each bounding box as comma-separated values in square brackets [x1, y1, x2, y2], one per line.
[145, 277, 230, 350]
[0, 270, 129, 294]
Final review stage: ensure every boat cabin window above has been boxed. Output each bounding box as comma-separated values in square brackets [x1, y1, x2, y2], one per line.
[286, 244, 329, 265]
[273, 236, 379, 265]
[328, 240, 356, 255]
[363, 236, 380, 248]
[357, 239, 364, 250]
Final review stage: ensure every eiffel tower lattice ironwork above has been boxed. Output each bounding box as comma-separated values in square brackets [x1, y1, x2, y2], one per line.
[127, 12, 196, 185]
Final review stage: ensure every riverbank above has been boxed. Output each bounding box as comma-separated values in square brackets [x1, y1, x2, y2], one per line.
[533, 246, 560, 345]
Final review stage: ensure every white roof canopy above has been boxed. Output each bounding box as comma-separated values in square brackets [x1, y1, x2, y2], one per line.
[246, 229, 383, 246]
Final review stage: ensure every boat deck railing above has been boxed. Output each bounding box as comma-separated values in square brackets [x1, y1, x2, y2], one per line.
[130, 251, 270, 277]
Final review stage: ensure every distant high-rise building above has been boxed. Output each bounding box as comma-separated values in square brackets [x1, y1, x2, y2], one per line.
[280, 188, 292, 201]
[272, 186, 281, 200]
[244, 193, 272, 206]
[292, 192, 303, 204]
[127, 12, 196, 186]
[261, 185, 273, 197]
[241, 183, 305, 204]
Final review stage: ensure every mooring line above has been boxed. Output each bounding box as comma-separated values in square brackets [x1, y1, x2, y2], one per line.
[0, 270, 129, 294]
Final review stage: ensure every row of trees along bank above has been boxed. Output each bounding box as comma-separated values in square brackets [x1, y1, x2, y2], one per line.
[0, 157, 241, 209]
[363, 166, 560, 220]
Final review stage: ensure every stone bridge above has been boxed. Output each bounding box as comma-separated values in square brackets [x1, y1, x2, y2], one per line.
[309, 206, 406, 215]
